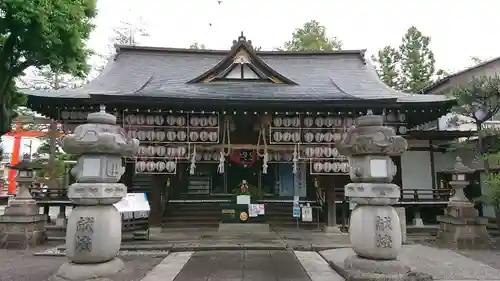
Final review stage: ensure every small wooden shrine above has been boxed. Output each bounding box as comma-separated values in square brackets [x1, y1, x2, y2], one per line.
[25, 33, 454, 226]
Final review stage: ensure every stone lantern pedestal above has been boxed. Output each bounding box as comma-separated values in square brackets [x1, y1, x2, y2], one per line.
[49, 105, 139, 281]
[0, 160, 46, 249]
[337, 113, 431, 281]
[436, 157, 489, 249]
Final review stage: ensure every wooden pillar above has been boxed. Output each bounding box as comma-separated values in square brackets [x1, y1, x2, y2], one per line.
[149, 175, 164, 227]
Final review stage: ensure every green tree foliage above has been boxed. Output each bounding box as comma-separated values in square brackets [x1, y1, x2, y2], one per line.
[398, 26, 437, 93]
[0, 0, 97, 136]
[189, 42, 206, 50]
[371, 46, 401, 89]
[372, 26, 445, 93]
[284, 20, 342, 51]
[448, 75, 500, 227]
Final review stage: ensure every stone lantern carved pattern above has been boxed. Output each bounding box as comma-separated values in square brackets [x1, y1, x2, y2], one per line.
[50, 105, 139, 281]
[337, 113, 428, 280]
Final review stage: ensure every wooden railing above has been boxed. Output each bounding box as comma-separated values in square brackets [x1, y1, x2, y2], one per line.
[399, 188, 452, 204]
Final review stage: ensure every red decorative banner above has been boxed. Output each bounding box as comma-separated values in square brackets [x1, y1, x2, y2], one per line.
[230, 149, 257, 166]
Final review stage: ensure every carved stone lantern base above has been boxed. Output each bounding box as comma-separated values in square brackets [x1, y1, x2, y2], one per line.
[436, 204, 489, 249]
[344, 255, 432, 281]
[0, 199, 46, 249]
[49, 257, 124, 281]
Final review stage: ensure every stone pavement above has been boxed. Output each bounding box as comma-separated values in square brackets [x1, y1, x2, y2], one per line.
[141, 250, 342, 281]
[322, 244, 500, 280]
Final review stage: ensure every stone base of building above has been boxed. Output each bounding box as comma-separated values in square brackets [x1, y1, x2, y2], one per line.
[49, 257, 125, 281]
[323, 225, 343, 233]
[343, 255, 432, 281]
[435, 203, 489, 250]
[218, 223, 270, 233]
[0, 200, 46, 249]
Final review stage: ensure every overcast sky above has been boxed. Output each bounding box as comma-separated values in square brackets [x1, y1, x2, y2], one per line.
[2, 0, 499, 154]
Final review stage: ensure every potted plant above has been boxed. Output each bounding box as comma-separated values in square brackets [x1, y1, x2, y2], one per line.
[232, 180, 263, 204]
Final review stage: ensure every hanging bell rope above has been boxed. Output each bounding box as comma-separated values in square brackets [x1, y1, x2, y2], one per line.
[189, 145, 197, 175]
[217, 151, 225, 174]
[256, 125, 269, 174]
[292, 144, 298, 174]
[221, 118, 231, 156]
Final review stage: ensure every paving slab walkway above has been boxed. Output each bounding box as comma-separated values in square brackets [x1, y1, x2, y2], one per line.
[321, 245, 500, 281]
[139, 250, 336, 281]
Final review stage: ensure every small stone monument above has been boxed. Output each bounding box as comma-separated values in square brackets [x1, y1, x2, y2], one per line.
[49, 105, 139, 281]
[337, 112, 431, 281]
[0, 160, 46, 249]
[436, 157, 489, 249]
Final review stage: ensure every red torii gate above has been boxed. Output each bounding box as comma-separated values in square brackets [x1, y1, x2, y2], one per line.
[3, 120, 64, 195]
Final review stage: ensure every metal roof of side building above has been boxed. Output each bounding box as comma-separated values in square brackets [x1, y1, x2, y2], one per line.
[25, 33, 452, 109]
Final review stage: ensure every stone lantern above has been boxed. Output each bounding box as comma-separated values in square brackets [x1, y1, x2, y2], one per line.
[49, 105, 139, 281]
[337, 112, 428, 281]
[436, 157, 489, 249]
[0, 160, 46, 249]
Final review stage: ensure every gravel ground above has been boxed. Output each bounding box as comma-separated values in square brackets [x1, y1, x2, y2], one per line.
[0, 244, 164, 281]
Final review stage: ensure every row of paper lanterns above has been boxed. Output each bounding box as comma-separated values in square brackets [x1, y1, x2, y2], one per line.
[272, 117, 354, 128]
[304, 147, 343, 158]
[271, 131, 346, 143]
[312, 162, 349, 173]
[137, 146, 188, 157]
[124, 115, 218, 127]
[129, 130, 219, 142]
[136, 161, 177, 173]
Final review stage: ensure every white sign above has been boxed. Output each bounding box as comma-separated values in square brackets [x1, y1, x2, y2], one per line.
[301, 205, 313, 222]
[370, 159, 388, 178]
[248, 204, 258, 217]
[114, 193, 150, 220]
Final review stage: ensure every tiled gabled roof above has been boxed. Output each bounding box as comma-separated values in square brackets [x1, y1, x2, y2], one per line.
[25, 34, 451, 106]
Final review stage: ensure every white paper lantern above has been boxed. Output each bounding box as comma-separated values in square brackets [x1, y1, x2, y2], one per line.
[155, 131, 165, 141]
[332, 148, 339, 157]
[314, 147, 323, 158]
[208, 116, 218, 127]
[333, 133, 342, 142]
[199, 117, 208, 127]
[200, 131, 209, 141]
[273, 132, 282, 142]
[156, 146, 166, 156]
[176, 116, 186, 126]
[325, 117, 334, 127]
[304, 132, 314, 142]
[323, 162, 332, 172]
[146, 161, 156, 172]
[315, 117, 324, 127]
[166, 131, 176, 141]
[203, 152, 212, 161]
[273, 117, 283, 127]
[292, 132, 301, 143]
[323, 147, 332, 158]
[195, 153, 202, 161]
[177, 131, 187, 141]
[190, 117, 200, 127]
[129, 115, 137, 124]
[283, 118, 292, 127]
[304, 117, 314, 127]
[166, 147, 174, 157]
[146, 131, 155, 141]
[137, 131, 147, 141]
[147, 146, 156, 156]
[136, 161, 146, 172]
[177, 146, 187, 157]
[157, 161, 166, 171]
[341, 162, 349, 173]
[166, 116, 175, 126]
[282, 132, 292, 142]
[305, 147, 315, 158]
[314, 132, 324, 142]
[189, 131, 199, 141]
[292, 117, 300, 127]
[136, 115, 146, 125]
[209, 132, 218, 142]
[313, 162, 323, 172]
[154, 116, 164, 126]
[323, 132, 334, 142]
[166, 161, 176, 172]
[146, 115, 155, 125]
[61, 111, 70, 120]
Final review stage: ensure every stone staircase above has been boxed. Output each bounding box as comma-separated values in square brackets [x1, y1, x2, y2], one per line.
[161, 201, 324, 229]
[162, 202, 221, 229]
